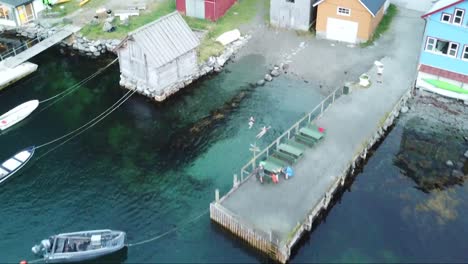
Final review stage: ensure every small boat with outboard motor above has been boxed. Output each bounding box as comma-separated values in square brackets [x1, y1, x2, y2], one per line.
[32, 229, 126, 263]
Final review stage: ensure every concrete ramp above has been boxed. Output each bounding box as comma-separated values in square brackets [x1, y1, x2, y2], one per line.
[2, 25, 81, 69]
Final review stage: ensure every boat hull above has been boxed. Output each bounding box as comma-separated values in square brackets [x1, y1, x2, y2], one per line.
[0, 100, 39, 131]
[45, 244, 127, 263]
[36, 230, 127, 263]
[0, 146, 35, 184]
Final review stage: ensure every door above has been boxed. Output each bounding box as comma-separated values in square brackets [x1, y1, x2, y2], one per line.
[326, 18, 358, 43]
[279, 8, 290, 28]
[186, 0, 205, 19]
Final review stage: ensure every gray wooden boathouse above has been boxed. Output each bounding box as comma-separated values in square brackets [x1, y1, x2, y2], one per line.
[115, 11, 200, 101]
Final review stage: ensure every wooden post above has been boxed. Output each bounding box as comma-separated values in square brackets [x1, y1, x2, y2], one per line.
[13, 48, 16, 56]
[233, 174, 239, 188]
[215, 189, 219, 203]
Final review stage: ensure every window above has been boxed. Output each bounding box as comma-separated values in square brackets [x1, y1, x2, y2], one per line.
[337, 7, 351, 16]
[0, 5, 10, 20]
[453, 9, 464, 25]
[441, 13, 451, 23]
[426, 37, 459, 57]
[463, 46, 468, 60]
[426, 37, 436, 51]
[448, 42, 459, 57]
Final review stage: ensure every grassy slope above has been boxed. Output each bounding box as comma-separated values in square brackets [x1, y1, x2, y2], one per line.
[184, 0, 261, 62]
[361, 4, 398, 47]
[80, 0, 176, 40]
[81, 0, 261, 62]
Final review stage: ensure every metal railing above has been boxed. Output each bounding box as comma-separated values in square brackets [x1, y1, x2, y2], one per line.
[239, 86, 345, 181]
[0, 36, 43, 62]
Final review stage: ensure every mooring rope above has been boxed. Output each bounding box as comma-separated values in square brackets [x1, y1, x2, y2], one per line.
[127, 210, 209, 247]
[35, 89, 136, 159]
[39, 58, 118, 105]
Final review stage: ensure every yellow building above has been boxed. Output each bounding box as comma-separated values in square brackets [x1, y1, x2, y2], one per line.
[313, 0, 389, 43]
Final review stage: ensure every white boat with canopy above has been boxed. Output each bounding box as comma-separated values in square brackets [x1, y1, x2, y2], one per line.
[0, 146, 35, 184]
[0, 100, 39, 131]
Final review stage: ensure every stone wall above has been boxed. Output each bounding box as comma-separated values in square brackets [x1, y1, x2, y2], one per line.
[15, 23, 120, 58]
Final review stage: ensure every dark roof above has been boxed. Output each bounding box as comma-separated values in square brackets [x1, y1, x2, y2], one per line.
[313, 0, 387, 16]
[360, 0, 387, 16]
[0, 0, 34, 7]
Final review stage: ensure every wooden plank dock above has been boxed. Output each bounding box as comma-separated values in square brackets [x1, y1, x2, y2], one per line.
[1, 25, 81, 69]
[209, 56, 416, 262]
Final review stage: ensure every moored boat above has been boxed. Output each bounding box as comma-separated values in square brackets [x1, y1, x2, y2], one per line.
[0, 146, 35, 184]
[32, 229, 126, 263]
[0, 100, 39, 131]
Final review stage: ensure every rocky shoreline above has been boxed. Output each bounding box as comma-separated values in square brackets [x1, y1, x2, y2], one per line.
[15, 23, 121, 57]
[396, 91, 468, 192]
[13, 23, 252, 102]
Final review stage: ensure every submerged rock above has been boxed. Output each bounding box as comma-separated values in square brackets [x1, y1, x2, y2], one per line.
[401, 106, 409, 113]
[464, 150, 468, 158]
[264, 74, 273, 82]
[271, 69, 280, 77]
[256, 80, 265, 86]
[446, 160, 454, 167]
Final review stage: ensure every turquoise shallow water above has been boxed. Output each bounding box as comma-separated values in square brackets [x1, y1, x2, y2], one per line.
[0, 48, 467, 263]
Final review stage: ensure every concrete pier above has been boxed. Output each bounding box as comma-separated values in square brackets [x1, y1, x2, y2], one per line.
[210, 37, 424, 261]
[209, 7, 424, 261]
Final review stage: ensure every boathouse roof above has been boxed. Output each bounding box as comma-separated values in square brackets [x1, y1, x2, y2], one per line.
[1, 0, 34, 7]
[116, 11, 200, 68]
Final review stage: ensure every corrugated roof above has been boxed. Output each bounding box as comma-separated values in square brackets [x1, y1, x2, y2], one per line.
[0, 0, 34, 7]
[422, 0, 464, 17]
[121, 11, 200, 68]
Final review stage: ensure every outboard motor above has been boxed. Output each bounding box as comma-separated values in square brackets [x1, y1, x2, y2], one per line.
[32, 239, 51, 256]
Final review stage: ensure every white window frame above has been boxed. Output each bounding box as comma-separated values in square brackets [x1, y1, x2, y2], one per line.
[462, 45, 468, 61]
[425, 37, 436, 52]
[337, 7, 351, 16]
[453, 9, 464, 25]
[448, 42, 459, 57]
[441, 13, 452, 23]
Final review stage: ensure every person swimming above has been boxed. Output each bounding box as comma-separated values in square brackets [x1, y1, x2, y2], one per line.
[248, 116, 255, 129]
[256, 126, 271, 139]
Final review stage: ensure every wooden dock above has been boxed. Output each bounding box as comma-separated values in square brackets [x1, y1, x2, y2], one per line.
[0, 25, 81, 90]
[209, 57, 415, 262]
[1, 25, 81, 69]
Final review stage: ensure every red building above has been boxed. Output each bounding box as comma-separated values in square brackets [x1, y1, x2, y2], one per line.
[176, 0, 237, 21]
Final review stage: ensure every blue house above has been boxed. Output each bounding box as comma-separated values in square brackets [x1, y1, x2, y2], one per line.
[417, 0, 468, 101]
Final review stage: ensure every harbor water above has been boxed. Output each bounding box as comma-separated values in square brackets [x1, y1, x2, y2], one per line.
[0, 48, 467, 263]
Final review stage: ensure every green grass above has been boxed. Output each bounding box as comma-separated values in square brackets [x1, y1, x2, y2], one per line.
[361, 4, 398, 47]
[183, 0, 260, 62]
[45, 0, 106, 17]
[423, 79, 468, 94]
[80, 0, 176, 40]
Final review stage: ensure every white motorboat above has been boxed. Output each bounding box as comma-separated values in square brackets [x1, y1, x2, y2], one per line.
[0, 100, 39, 131]
[32, 229, 127, 263]
[0, 146, 35, 184]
